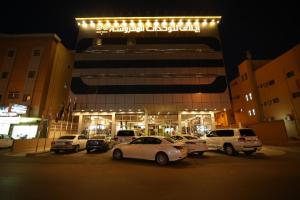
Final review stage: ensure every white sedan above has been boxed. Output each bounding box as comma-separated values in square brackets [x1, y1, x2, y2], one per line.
[0, 134, 13, 148]
[112, 136, 188, 165]
[170, 135, 208, 156]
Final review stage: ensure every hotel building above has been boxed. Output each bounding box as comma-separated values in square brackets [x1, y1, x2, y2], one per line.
[71, 16, 232, 136]
[231, 44, 300, 138]
[0, 34, 73, 138]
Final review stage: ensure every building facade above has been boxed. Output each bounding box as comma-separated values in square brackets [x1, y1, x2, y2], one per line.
[231, 44, 300, 138]
[71, 16, 232, 136]
[0, 34, 73, 138]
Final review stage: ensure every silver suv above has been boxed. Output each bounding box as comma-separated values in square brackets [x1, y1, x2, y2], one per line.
[204, 128, 262, 155]
[113, 130, 137, 144]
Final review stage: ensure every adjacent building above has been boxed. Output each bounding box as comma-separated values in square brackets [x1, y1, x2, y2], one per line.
[71, 16, 232, 136]
[0, 34, 73, 139]
[231, 44, 300, 138]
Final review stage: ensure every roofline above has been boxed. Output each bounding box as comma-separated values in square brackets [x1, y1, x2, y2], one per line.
[0, 33, 61, 42]
[76, 16, 222, 21]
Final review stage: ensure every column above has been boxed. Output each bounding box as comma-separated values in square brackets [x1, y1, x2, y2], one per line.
[178, 112, 182, 134]
[78, 114, 83, 134]
[144, 110, 149, 136]
[111, 112, 116, 137]
[211, 112, 216, 130]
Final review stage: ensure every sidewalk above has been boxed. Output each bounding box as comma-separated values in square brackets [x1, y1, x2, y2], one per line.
[4, 149, 50, 157]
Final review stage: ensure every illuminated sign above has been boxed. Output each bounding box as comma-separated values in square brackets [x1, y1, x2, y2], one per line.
[11, 104, 28, 114]
[76, 16, 221, 35]
[0, 117, 21, 124]
[0, 106, 17, 117]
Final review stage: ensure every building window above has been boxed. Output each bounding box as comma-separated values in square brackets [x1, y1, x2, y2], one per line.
[269, 80, 275, 86]
[245, 94, 249, 102]
[1, 72, 9, 79]
[8, 91, 20, 99]
[252, 109, 256, 116]
[28, 71, 36, 78]
[33, 49, 41, 56]
[286, 71, 295, 78]
[7, 50, 15, 57]
[248, 110, 252, 116]
[273, 98, 280, 104]
[249, 93, 253, 100]
[292, 91, 300, 98]
[23, 95, 31, 102]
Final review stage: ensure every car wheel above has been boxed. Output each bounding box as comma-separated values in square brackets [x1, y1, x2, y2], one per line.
[196, 151, 204, 156]
[224, 144, 236, 156]
[54, 150, 59, 154]
[86, 149, 91, 153]
[155, 152, 169, 166]
[244, 150, 256, 155]
[74, 145, 80, 153]
[113, 149, 123, 160]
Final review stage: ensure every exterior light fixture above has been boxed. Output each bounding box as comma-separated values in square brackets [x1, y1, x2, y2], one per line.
[202, 19, 208, 26]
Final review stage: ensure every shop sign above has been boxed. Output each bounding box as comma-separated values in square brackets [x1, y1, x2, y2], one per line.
[11, 104, 28, 114]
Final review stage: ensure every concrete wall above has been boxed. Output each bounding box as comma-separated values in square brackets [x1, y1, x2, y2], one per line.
[248, 120, 289, 146]
[12, 138, 53, 153]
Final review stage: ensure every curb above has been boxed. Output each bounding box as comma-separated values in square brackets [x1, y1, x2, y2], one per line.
[26, 151, 50, 157]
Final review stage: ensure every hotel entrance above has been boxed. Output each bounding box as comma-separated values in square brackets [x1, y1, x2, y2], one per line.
[148, 113, 178, 137]
[116, 113, 145, 135]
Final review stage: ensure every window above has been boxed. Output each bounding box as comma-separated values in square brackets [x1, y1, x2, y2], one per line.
[216, 130, 234, 137]
[7, 50, 15, 57]
[273, 98, 280, 103]
[249, 93, 253, 100]
[117, 130, 135, 136]
[130, 138, 145, 144]
[23, 95, 31, 102]
[8, 91, 20, 99]
[59, 136, 75, 140]
[206, 131, 218, 137]
[245, 94, 249, 102]
[239, 129, 256, 136]
[144, 137, 161, 144]
[269, 80, 275, 86]
[28, 71, 36, 78]
[33, 49, 41, 56]
[248, 110, 252, 116]
[1, 72, 9, 79]
[286, 71, 295, 78]
[252, 109, 256, 116]
[292, 92, 300, 98]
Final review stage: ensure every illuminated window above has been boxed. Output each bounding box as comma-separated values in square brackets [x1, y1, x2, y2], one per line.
[245, 94, 249, 102]
[23, 95, 31, 102]
[249, 93, 253, 100]
[248, 110, 252, 116]
[252, 109, 256, 116]
[8, 91, 20, 99]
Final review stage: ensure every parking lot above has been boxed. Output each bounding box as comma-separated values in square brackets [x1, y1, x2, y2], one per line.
[1, 146, 300, 200]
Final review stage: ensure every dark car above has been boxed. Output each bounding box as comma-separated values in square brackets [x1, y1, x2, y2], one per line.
[86, 135, 113, 153]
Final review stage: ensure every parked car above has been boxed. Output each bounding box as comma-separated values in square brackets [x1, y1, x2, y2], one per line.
[203, 128, 262, 155]
[51, 135, 88, 153]
[0, 134, 13, 148]
[112, 136, 188, 166]
[113, 130, 137, 144]
[170, 135, 208, 156]
[86, 135, 114, 153]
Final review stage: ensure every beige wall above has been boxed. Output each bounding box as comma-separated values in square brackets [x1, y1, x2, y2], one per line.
[12, 138, 53, 153]
[249, 120, 288, 146]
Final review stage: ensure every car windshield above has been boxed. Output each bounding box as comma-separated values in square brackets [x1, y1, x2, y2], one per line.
[58, 136, 76, 140]
[117, 130, 135, 136]
[183, 136, 198, 140]
[164, 137, 175, 144]
[239, 129, 256, 136]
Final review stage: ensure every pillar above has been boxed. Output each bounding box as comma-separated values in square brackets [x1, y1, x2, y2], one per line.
[78, 114, 83, 134]
[211, 112, 216, 130]
[178, 112, 182, 134]
[144, 110, 149, 136]
[111, 112, 116, 137]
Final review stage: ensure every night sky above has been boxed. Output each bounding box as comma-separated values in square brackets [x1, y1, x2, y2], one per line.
[1, 0, 299, 81]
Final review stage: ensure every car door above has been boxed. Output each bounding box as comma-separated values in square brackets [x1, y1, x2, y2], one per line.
[3, 135, 13, 148]
[205, 131, 218, 150]
[123, 137, 146, 159]
[78, 136, 85, 149]
[142, 137, 162, 160]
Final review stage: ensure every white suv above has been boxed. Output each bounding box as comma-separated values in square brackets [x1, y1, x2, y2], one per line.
[204, 128, 262, 155]
[113, 130, 137, 144]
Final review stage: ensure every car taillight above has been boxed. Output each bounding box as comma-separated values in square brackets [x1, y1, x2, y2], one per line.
[185, 142, 196, 145]
[238, 137, 246, 142]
